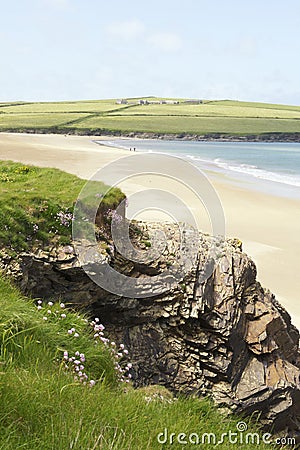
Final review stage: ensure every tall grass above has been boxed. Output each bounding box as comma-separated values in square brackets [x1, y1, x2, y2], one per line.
[0, 276, 272, 449]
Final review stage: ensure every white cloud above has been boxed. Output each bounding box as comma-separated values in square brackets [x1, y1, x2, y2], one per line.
[106, 20, 145, 40]
[147, 32, 183, 52]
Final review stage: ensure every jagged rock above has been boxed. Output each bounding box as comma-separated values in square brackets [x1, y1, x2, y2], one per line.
[1, 221, 300, 438]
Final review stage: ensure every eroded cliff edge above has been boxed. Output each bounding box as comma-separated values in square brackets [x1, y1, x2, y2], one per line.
[1, 221, 300, 436]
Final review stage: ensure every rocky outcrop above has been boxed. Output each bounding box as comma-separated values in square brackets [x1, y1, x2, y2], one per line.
[1, 222, 300, 437]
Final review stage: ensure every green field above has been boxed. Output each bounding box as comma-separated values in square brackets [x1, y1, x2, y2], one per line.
[110, 103, 300, 118]
[70, 115, 300, 134]
[0, 113, 89, 129]
[0, 100, 127, 113]
[0, 97, 300, 136]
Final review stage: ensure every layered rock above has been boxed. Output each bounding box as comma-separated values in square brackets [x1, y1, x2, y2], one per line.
[1, 222, 300, 436]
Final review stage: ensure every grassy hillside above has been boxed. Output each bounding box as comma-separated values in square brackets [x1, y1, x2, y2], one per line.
[0, 161, 124, 253]
[0, 97, 300, 136]
[0, 276, 271, 449]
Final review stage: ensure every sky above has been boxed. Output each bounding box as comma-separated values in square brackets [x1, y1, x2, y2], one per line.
[1, 0, 300, 104]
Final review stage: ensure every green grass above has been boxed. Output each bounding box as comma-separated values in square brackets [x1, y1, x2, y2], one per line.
[0, 161, 124, 252]
[70, 115, 300, 134]
[208, 99, 300, 111]
[109, 102, 300, 118]
[0, 113, 89, 129]
[0, 276, 272, 449]
[0, 97, 300, 136]
[0, 100, 130, 114]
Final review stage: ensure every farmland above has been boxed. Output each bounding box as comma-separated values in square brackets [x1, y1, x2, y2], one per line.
[1, 97, 300, 138]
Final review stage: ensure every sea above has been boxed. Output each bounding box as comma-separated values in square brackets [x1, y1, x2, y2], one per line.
[96, 139, 300, 199]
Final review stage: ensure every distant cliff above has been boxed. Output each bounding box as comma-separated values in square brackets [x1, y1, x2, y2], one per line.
[1, 221, 300, 438]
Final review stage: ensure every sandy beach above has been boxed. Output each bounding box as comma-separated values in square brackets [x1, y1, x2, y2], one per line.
[0, 132, 299, 328]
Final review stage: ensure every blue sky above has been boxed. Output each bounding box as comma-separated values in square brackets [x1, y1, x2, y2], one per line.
[1, 0, 300, 104]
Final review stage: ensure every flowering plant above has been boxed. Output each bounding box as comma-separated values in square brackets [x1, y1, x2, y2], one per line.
[35, 300, 132, 387]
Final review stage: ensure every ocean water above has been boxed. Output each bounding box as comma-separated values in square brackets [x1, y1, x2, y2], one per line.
[97, 139, 300, 199]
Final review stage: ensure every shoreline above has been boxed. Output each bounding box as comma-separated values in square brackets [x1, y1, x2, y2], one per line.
[0, 132, 299, 328]
[1, 128, 300, 143]
[95, 137, 300, 201]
